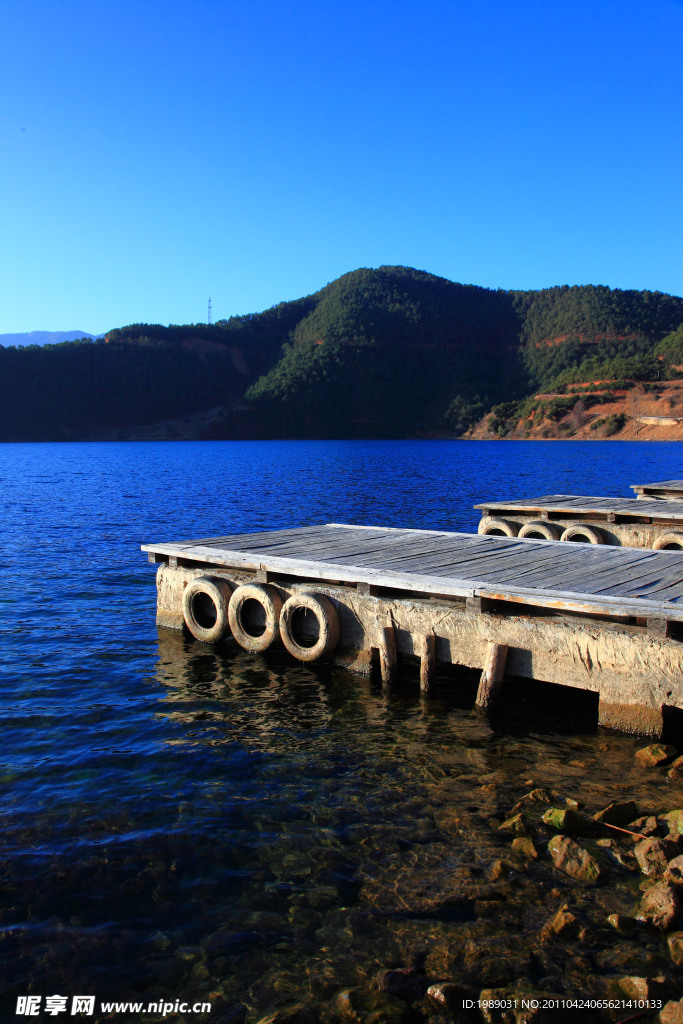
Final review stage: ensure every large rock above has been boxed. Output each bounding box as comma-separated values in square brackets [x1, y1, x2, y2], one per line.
[666, 856, 683, 885]
[630, 815, 661, 837]
[542, 808, 600, 835]
[547, 836, 604, 884]
[634, 838, 682, 876]
[636, 881, 680, 929]
[667, 757, 683, 781]
[661, 810, 683, 837]
[593, 800, 639, 825]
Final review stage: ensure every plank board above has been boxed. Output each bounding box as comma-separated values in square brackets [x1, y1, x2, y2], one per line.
[473, 494, 683, 521]
[142, 523, 683, 622]
[631, 480, 683, 500]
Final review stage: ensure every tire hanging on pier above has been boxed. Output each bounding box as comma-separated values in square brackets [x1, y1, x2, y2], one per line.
[228, 583, 283, 652]
[477, 517, 519, 538]
[182, 576, 233, 643]
[560, 524, 604, 544]
[279, 592, 340, 662]
[653, 532, 683, 550]
[518, 521, 560, 541]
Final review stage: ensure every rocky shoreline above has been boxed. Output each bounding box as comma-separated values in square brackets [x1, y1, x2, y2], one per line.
[234, 743, 683, 1024]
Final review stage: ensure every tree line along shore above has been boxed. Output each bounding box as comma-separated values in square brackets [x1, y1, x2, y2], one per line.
[2, 266, 682, 442]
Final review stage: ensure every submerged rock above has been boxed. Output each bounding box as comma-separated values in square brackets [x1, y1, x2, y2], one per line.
[661, 810, 683, 837]
[630, 815, 661, 837]
[489, 859, 512, 881]
[665, 856, 683, 885]
[511, 837, 538, 861]
[606, 913, 636, 932]
[660, 1001, 683, 1024]
[634, 838, 682, 876]
[635, 744, 677, 768]
[667, 932, 683, 965]
[596, 838, 638, 871]
[593, 800, 639, 825]
[498, 813, 531, 836]
[542, 807, 599, 835]
[636, 880, 680, 929]
[426, 981, 472, 1013]
[614, 976, 676, 1002]
[254, 1006, 317, 1024]
[462, 938, 532, 988]
[331, 987, 406, 1023]
[540, 904, 585, 941]
[372, 967, 424, 1002]
[547, 836, 604, 884]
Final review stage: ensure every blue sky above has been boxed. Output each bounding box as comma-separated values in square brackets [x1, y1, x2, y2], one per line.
[1, 0, 681, 333]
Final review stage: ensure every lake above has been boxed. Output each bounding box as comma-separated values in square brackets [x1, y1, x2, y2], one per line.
[3, 440, 683, 1022]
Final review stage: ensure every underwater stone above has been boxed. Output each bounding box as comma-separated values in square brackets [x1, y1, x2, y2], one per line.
[542, 807, 599, 835]
[661, 810, 683, 837]
[511, 837, 538, 860]
[636, 881, 680, 929]
[593, 800, 639, 825]
[498, 813, 530, 836]
[635, 744, 677, 768]
[634, 838, 682, 876]
[667, 932, 683, 965]
[548, 836, 603, 884]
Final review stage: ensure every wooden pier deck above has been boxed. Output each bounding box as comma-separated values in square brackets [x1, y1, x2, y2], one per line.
[631, 480, 683, 501]
[475, 494, 683, 549]
[143, 524, 683, 738]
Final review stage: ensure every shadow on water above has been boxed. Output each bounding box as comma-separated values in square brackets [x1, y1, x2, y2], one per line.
[3, 628, 683, 1021]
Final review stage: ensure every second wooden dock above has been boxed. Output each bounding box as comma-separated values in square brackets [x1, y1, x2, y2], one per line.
[475, 494, 683, 549]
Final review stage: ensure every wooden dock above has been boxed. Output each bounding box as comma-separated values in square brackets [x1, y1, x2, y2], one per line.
[631, 479, 683, 501]
[475, 494, 683, 549]
[143, 523, 683, 738]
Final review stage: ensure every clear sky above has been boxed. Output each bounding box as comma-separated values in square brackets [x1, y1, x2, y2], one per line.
[1, 0, 681, 333]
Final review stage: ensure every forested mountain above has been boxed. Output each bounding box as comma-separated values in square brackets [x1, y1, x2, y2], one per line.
[1, 267, 682, 441]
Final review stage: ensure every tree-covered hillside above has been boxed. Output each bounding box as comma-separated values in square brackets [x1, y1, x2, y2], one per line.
[512, 285, 683, 387]
[1, 267, 682, 440]
[242, 267, 527, 437]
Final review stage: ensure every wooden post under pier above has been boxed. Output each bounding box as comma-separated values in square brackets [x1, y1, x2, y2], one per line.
[476, 642, 509, 710]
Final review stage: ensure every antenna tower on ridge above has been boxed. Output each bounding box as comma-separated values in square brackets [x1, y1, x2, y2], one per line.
[207, 297, 212, 325]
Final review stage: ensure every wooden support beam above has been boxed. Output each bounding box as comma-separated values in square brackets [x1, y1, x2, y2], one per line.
[417, 633, 435, 694]
[378, 623, 397, 686]
[647, 617, 671, 638]
[476, 642, 508, 710]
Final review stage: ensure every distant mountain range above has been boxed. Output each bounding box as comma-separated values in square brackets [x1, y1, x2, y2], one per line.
[1, 266, 682, 441]
[0, 330, 103, 347]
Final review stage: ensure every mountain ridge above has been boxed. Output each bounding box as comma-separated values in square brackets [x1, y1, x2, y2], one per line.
[1, 266, 681, 441]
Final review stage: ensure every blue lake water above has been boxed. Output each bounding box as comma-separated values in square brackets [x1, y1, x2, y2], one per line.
[3, 440, 683, 1022]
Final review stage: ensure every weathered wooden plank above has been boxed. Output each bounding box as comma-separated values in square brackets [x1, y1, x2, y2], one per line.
[142, 523, 683, 622]
[474, 494, 683, 521]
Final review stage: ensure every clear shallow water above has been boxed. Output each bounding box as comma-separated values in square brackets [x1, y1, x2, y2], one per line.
[3, 440, 683, 1021]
